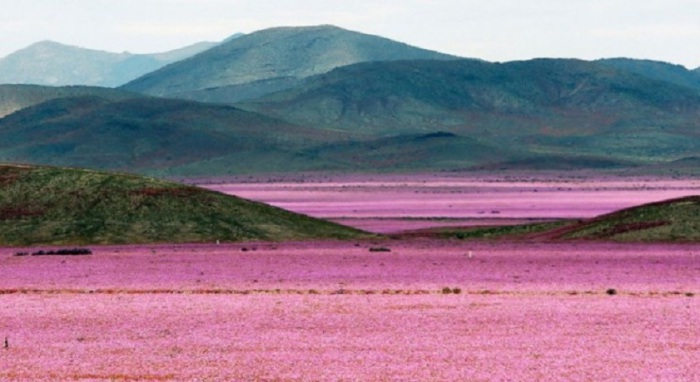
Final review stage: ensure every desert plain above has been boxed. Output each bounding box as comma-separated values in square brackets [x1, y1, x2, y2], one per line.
[1, 173, 699, 381]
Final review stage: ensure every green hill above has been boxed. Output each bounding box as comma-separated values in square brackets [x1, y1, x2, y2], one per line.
[0, 95, 352, 175]
[121, 25, 458, 103]
[242, 58, 700, 166]
[597, 58, 700, 91]
[0, 84, 135, 118]
[0, 164, 366, 245]
[555, 196, 700, 242]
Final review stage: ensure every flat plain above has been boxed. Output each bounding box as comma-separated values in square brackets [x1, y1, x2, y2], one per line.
[2, 173, 699, 381]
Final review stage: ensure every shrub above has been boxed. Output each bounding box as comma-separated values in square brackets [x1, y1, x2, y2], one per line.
[452, 287, 462, 294]
[28, 248, 92, 256]
[441, 287, 453, 294]
[369, 247, 391, 252]
[606, 288, 617, 296]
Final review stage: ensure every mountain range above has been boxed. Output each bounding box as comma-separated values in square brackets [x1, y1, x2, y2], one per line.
[2, 25, 700, 175]
[120, 25, 459, 103]
[0, 40, 220, 87]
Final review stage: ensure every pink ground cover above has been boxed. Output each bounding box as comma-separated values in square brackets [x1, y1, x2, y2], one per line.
[1, 241, 698, 381]
[205, 174, 700, 233]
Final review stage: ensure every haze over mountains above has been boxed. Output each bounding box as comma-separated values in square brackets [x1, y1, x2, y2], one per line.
[2, 25, 700, 175]
[0, 40, 219, 87]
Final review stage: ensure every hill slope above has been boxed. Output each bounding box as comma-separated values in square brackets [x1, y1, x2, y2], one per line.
[0, 95, 352, 175]
[121, 25, 458, 103]
[597, 58, 700, 91]
[0, 84, 136, 118]
[0, 40, 217, 87]
[242, 58, 700, 165]
[0, 164, 366, 245]
[555, 196, 700, 242]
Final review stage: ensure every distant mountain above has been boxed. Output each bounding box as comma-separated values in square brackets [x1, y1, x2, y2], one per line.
[5, 56, 700, 175]
[241, 58, 700, 165]
[121, 25, 459, 103]
[597, 58, 700, 91]
[0, 84, 136, 118]
[0, 94, 360, 175]
[0, 164, 366, 245]
[0, 40, 218, 87]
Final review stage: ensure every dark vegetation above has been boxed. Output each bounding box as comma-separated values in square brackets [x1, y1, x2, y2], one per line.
[0, 164, 368, 245]
[14, 248, 92, 256]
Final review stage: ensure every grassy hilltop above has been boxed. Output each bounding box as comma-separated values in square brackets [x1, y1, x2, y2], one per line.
[0, 164, 366, 245]
[434, 195, 700, 243]
[559, 196, 700, 242]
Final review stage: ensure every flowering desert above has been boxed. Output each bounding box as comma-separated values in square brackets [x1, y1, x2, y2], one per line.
[2, 174, 699, 381]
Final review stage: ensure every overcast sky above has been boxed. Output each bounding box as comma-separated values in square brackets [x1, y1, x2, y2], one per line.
[1, 0, 699, 68]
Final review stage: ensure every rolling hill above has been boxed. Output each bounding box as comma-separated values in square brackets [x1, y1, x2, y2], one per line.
[555, 195, 700, 242]
[0, 40, 218, 87]
[0, 84, 136, 118]
[597, 58, 700, 91]
[241, 58, 700, 166]
[121, 25, 459, 103]
[0, 95, 356, 176]
[0, 164, 366, 245]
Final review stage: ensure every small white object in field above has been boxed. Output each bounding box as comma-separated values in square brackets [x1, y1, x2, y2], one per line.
[468, 251, 473, 258]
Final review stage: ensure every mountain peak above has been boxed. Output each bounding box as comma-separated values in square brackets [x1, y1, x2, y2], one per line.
[121, 25, 459, 102]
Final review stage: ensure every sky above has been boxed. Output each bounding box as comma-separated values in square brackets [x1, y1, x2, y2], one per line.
[1, 0, 699, 68]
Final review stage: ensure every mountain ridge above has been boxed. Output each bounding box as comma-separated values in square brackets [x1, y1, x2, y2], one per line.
[121, 25, 460, 103]
[0, 40, 219, 87]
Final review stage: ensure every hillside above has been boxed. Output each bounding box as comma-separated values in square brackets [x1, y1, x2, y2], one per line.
[555, 196, 700, 242]
[0, 40, 217, 87]
[597, 58, 700, 91]
[242, 58, 700, 165]
[0, 84, 136, 118]
[121, 25, 458, 103]
[0, 164, 366, 245]
[0, 95, 353, 175]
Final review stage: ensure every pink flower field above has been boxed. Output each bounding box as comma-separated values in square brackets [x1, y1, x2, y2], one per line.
[1, 240, 698, 381]
[2, 174, 699, 381]
[206, 173, 700, 233]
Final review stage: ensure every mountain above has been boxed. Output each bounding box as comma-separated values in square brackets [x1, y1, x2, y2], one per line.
[241, 58, 700, 166]
[0, 95, 355, 176]
[121, 25, 459, 103]
[0, 84, 136, 118]
[0, 40, 218, 87]
[0, 164, 366, 245]
[555, 195, 700, 242]
[597, 58, 700, 91]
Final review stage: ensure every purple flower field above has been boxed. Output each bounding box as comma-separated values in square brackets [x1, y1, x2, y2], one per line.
[1, 174, 699, 381]
[1, 240, 698, 381]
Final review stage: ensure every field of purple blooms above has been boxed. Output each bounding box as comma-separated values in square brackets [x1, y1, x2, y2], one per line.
[1, 240, 698, 380]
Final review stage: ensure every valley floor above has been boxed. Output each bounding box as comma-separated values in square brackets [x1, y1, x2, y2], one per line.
[2, 173, 699, 381]
[203, 172, 700, 233]
[0, 240, 698, 381]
